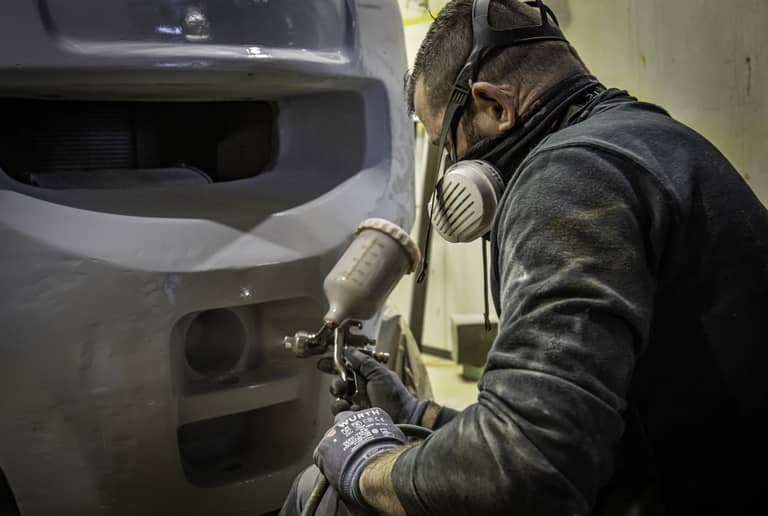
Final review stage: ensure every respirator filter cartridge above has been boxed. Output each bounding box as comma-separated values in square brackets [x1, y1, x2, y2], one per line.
[428, 160, 504, 243]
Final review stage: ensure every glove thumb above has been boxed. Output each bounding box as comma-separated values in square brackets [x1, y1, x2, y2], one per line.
[330, 398, 351, 416]
[345, 348, 387, 379]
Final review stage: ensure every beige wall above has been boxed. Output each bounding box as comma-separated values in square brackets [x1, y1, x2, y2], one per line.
[391, 0, 768, 352]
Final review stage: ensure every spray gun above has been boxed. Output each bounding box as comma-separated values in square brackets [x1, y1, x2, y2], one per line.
[284, 218, 421, 410]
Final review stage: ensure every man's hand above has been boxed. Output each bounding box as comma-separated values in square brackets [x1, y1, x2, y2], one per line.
[313, 408, 406, 508]
[330, 349, 428, 424]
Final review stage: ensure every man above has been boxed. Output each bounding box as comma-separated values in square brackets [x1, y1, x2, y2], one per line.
[283, 1, 768, 514]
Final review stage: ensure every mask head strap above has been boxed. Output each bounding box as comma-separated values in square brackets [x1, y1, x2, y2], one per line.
[437, 0, 567, 162]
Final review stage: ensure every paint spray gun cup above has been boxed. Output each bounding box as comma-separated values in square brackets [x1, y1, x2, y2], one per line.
[323, 218, 421, 327]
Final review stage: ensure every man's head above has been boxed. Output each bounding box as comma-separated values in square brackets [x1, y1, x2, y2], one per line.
[407, 0, 589, 158]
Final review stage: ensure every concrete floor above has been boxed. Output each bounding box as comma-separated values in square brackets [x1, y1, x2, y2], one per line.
[422, 354, 477, 411]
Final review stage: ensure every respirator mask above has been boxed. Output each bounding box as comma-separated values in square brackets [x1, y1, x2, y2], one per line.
[429, 72, 603, 243]
[423, 0, 567, 245]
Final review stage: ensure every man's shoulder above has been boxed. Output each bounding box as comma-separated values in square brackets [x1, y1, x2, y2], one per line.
[537, 95, 703, 166]
[518, 94, 732, 212]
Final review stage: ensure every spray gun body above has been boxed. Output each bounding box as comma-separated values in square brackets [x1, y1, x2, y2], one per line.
[284, 320, 381, 408]
[284, 218, 420, 409]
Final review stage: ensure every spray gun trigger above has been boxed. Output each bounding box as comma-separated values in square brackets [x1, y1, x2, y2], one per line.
[349, 370, 371, 410]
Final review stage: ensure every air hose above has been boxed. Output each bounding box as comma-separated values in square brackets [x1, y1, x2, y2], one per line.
[300, 475, 330, 516]
[300, 423, 433, 516]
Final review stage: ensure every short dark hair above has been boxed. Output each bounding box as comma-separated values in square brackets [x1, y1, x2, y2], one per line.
[406, 0, 587, 116]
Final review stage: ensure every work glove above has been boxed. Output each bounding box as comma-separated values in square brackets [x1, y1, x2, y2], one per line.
[313, 408, 406, 507]
[330, 348, 427, 425]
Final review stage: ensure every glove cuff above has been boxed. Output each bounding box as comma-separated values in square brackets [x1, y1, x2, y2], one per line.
[407, 400, 429, 426]
[340, 442, 401, 508]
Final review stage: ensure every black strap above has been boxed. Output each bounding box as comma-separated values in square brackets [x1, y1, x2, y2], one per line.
[416, 104, 462, 283]
[474, 0, 566, 50]
[416, 213, 434, 283]
[482, 237, 492, 331]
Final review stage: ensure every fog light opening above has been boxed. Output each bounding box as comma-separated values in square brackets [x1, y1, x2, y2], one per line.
[185, 309, 246, 377]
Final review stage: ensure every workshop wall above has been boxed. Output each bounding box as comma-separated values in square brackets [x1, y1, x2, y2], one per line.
[391, 0, 768, 353]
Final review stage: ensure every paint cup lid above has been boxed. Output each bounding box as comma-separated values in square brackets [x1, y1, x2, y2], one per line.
[356, 218, 421, 273]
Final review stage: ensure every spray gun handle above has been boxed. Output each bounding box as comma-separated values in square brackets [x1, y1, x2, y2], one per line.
[333, 327, 349, 384]
[348, 371, 371, 410]
[331, 321, 392, 410]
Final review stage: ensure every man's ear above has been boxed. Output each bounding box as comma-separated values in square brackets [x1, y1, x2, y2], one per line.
[470, 82, 517, 132]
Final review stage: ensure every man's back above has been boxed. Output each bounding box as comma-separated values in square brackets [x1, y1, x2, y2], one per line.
[529, 92, 768, 513]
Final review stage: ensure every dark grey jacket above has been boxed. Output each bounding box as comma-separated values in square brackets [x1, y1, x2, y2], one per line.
[392, 90, 768, 515]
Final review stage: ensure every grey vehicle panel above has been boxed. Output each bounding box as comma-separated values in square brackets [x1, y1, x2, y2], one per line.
[0, 1, 413, 514]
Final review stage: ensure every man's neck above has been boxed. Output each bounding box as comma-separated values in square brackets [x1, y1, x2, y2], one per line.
[516, 72, 591, 120]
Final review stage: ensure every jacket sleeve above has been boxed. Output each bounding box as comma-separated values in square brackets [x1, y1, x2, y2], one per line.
[391, 144, 670, 515]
